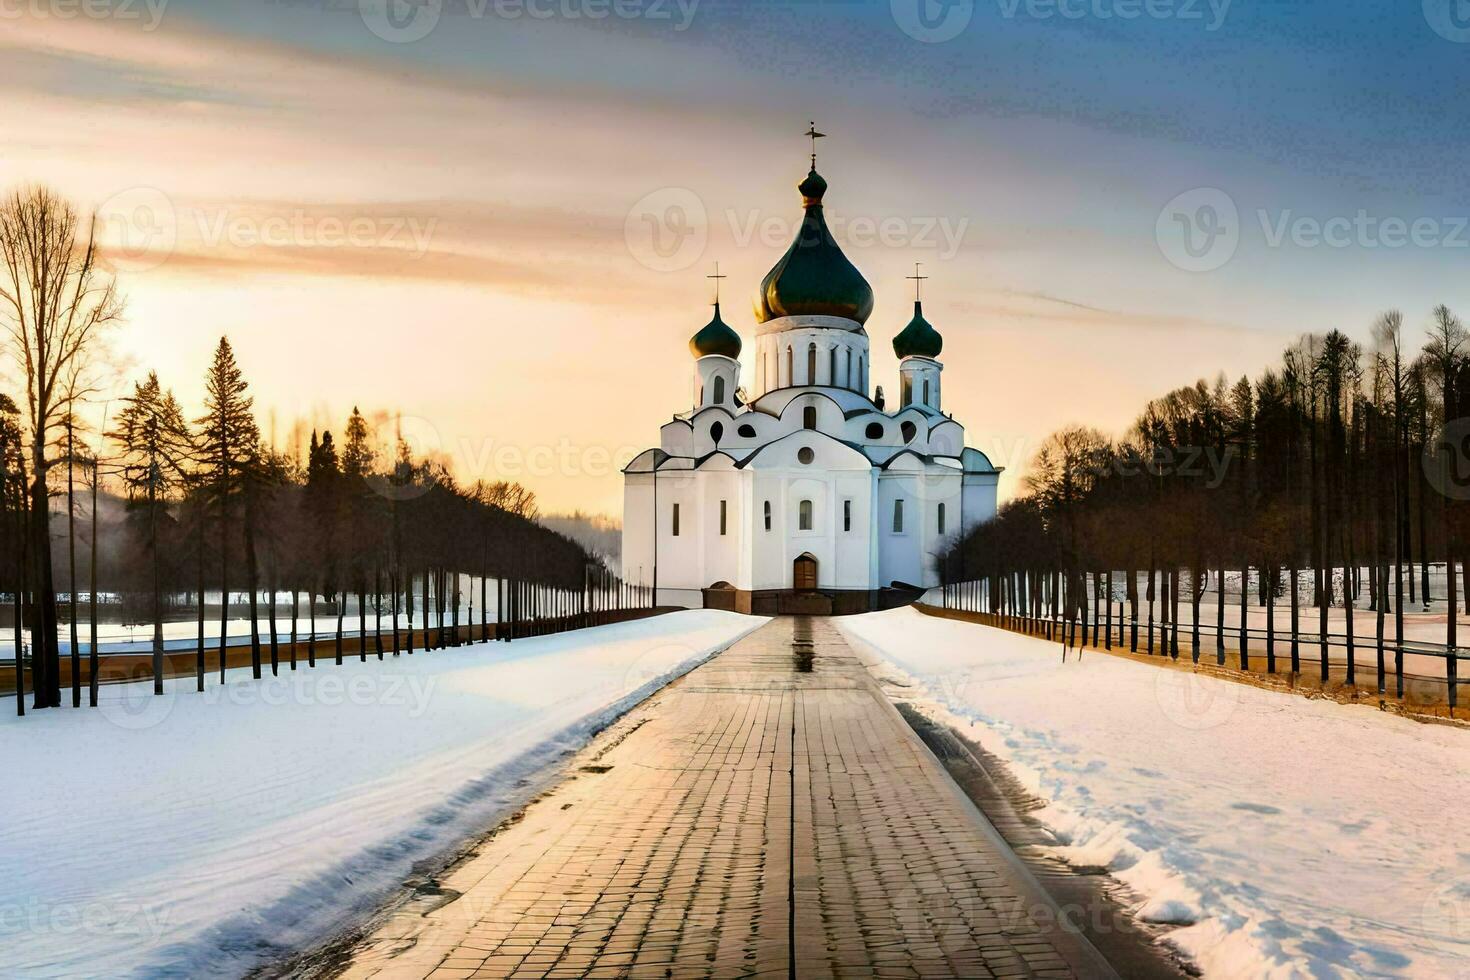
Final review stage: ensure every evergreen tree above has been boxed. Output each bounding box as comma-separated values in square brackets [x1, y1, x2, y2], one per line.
[111, 371, 194, 694]
[196, 338, 259, 682]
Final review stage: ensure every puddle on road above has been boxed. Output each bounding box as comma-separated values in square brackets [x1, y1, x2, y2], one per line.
[792, 618, 815, 673]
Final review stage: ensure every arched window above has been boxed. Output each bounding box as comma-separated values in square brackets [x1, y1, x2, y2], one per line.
[860, 356, 867, 392]
[713, 376, 726, 404]
[892, 499, 904, 533]
[865, 422, 884, 440]
[845, 349, 853, 390]
[799, 499, 813, 531]
[785, 347, 793, 387]
[807, 344, 817, 384]
[764, 500, 772, 531]
[710, 421, 724, 444]
[901, 420, 918, 443]
[923, 380, 931, 406]
[828, 347, 837, 385]
[937, 502, 946, 535]
[902, 376, 913, 406]
[803, 406, 817, 430]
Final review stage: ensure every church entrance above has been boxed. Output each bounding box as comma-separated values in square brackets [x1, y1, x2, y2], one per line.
[793, 554, 818, 592]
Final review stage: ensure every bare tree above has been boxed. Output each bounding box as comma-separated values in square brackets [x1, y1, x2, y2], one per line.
[0, 187, 122, 708]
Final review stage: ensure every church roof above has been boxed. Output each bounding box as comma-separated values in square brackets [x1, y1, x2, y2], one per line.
[892, 300, 943, 359]
[689, 302, 742, 359]
[755, 168, 875, 327]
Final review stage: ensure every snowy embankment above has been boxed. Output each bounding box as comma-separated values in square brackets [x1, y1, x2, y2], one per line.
[839, 607, 1470, 979]
[0, 610, 765, 979]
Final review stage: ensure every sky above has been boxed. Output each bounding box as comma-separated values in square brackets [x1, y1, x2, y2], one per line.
[4, 0, 1470, 516]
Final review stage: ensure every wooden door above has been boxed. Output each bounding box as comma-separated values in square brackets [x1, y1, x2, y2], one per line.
[793, 555, 818, 591]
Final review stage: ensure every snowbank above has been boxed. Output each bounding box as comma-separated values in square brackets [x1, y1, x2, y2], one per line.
[839, 607, 1470, 979]
[0, 610, 765, 979]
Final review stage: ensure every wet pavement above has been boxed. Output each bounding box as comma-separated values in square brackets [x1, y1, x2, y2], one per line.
[330, 617, 1118, 979]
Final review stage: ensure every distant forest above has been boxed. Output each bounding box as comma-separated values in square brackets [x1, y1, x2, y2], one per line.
[942, 306, 1470, 662]
[0, 185, 601, 711]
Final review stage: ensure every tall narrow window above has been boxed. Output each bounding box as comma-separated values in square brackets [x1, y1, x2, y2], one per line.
[672, 503, 681, 537]
[845, 349, 853, 390]
[829, 347, 837, 385]
[713, 376, 726, 404]
[923, 379, 931, 406]
[799, 499, 813, 531]
[785, 347, 793, 387]
[720, 499, 728, 536]
[803, 406, 817, 430]
[764, 500, 772, 531]
[937, 502, 946, 535]
[843, 499, 852, 532]
[893, 499, 904, 533]
[807, 343, 817, 384]
[902, 376, 913, 406]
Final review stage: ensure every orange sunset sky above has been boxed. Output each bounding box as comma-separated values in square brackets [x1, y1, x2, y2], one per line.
[6, 3, 1469, 517]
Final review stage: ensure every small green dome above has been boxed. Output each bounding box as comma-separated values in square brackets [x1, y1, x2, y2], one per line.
[893, 300, 943, 359]
[755, 168, 874, 326]
[689, 302, 742, 358]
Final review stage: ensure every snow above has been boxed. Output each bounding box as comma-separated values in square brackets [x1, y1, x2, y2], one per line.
[838, 607, 1470, 980]
[0, 609, 766, 979]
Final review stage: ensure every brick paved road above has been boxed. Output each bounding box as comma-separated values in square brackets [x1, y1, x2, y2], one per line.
[333, 617, 1117, 979]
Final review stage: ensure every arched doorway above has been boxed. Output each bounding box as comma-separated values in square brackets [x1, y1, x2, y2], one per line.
[793, 554, 818, 592]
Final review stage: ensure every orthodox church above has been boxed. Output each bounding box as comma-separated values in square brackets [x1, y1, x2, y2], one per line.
[622, 155, 1000, 614]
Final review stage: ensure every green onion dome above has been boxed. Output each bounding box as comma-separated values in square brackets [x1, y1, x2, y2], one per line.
[755, 168, 875, 326]
[689, 302, 742, 358]
[892, 300, 943, 359]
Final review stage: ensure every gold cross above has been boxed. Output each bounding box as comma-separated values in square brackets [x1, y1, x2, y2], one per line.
[907, 262, 928, 301]
[707, 261, 727, 305]
[804, 121, 827, 168]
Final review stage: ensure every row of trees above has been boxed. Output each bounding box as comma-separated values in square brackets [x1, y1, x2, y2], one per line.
[1, 186, 615, 714]
[941, 307, 1470, 706]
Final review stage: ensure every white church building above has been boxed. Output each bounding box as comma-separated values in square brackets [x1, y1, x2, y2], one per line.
[622, 161, 1000, 615]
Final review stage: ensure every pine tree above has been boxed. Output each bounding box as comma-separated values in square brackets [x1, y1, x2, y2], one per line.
[196, 338, 259, 682]
[306, 429, 341, 665]
[111, 371, 194, 694]
[341, 407, 374, 662]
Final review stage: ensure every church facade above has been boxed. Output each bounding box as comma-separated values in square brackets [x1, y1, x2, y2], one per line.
[622, 162, 1000, 614]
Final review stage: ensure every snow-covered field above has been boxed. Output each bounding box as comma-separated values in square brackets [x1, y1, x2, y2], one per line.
[839, 607, 1470, 979]
[0, 610, 765, 979]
